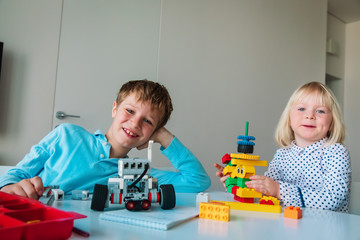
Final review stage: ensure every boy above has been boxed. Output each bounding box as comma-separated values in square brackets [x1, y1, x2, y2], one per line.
[0, 80, 211, 199]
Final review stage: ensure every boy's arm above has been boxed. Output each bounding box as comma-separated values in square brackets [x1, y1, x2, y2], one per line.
[0, 126, 60, 198]
[150, 128, 211, 192]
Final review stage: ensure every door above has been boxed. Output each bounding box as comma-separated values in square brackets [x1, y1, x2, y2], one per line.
[53, 0, 161, 134]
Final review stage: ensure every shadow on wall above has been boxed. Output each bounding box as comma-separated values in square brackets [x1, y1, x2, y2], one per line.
[350, 181, 360, 215]
[0, 51, 25, 137]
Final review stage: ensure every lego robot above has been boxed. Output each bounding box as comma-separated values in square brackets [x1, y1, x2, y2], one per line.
[91, 141, 176, 211]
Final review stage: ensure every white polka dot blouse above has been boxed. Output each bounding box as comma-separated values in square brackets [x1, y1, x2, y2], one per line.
[265, 137, 351, 212]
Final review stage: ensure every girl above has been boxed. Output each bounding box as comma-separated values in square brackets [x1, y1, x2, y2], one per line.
[215, 81, 351, 212]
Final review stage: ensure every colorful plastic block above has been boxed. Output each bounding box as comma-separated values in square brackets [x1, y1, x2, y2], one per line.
[236, 178, 250, 188]
[224, 177, 238, 188]
[230, 158, 267, 167]
[284, 206, 302, 219]
[230, 165, 255, 179]
[230, 153, 260, 160]
[222, 153, 232, 164]
[223, 165, 236, 175]
[199, 202, 230, 222]
[196, 192, 210, 204]
[236, 187, 262, 198]
[234, 196, 254, 203]
[260, 196, 280, 206]
[212, 200, 282, 213]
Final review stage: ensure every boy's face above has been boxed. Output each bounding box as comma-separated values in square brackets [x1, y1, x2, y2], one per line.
[290, 93, 333, 148]
[108, 93, 161, 151]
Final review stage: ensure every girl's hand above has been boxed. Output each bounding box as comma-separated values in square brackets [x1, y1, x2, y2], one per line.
[245, 175, 280, 199]
[0, 176, 44, 200]
[214, 163, 230, 188]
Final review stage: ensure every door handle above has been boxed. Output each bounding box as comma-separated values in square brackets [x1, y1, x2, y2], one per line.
[56, 111, 80, 120]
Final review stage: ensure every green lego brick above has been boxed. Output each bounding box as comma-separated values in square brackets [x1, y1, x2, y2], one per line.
[236, 178, 251, 188]
[225, 177, 238, 187]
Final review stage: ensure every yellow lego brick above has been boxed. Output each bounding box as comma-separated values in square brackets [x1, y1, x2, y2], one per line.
[230, 153, 260, 160]
[260, 196, 280, 206]
[230, 165, 255, 178]
[211, 200, 282, 213]
[236, 187, 262, 198]
[230, 158, 267, 167]
[223, 165, 235, 175]
[199, 202, 230, 222]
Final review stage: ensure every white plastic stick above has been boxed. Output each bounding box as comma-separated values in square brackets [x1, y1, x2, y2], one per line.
[147, 140, 154, 162]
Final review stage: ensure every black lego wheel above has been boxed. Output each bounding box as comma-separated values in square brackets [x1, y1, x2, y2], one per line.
[159, 184, 176, 210]
[237, 144, 254, 154]
[91, 184, 108, 211]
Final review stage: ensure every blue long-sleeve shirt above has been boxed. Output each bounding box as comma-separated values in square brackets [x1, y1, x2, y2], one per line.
[265, 138, 351, 212]
[0, 123, 211, 194]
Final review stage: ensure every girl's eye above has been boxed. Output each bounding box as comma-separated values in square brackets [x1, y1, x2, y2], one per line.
[298, 107, 305, 111]
[316, 109, 326, 114]
[126, 109, 134, 114]
[144, 119, 153, 125]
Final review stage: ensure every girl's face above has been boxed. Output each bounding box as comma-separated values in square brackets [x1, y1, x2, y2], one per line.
[107, 93, 160, 153]
[290, 93, 333, 148]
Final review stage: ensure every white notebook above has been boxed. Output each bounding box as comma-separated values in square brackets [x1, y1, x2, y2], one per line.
[100, 205, 198, 231]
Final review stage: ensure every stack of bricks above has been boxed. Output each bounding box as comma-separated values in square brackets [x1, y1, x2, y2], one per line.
[214, 122, 281, 213]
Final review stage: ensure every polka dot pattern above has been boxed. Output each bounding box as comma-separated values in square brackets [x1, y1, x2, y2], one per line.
[265, 138, 351, 212]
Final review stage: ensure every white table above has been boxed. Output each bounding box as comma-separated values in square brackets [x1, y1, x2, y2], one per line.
[51, 191, 360, 240]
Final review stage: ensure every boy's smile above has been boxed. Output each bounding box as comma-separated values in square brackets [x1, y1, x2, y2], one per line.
[123, 128, 139, 137]
[290, 94, 333, 148]
[106, 93, 161, 157]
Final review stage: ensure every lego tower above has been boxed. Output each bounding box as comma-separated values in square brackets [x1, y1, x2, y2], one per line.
[217, 122, 281, 213]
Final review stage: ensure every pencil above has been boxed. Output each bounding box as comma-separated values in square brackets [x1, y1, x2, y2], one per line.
[72, 226, 90, 237]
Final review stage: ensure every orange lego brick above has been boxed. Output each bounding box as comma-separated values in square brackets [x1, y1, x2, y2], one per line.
[284, 206, 302, 219]
[199, 202, 230, 222]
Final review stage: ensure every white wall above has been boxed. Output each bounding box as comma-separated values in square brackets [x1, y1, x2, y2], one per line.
[158, 0, 327, 189]
[0, 1, 62, 165]
[344, 20, 360, 182]
[0, 1, 329, 190]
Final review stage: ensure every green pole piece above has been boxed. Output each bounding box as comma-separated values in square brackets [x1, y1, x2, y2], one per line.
[245, 121, 249, 136]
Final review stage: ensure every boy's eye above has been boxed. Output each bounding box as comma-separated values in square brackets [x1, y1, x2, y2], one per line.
[126, 109, 134, 114]
[144, 119, 153, 125]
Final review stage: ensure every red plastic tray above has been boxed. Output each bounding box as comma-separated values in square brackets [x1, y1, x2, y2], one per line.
[0, 191, 86, 240]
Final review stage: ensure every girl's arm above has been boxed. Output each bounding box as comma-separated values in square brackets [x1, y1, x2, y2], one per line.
[297, 144, 351, 211]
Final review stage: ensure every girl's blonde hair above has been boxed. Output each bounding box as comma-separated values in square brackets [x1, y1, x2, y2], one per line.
[275, 81, 345, 147]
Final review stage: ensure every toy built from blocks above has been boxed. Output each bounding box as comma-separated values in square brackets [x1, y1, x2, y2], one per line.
[213, 122, 282, 213]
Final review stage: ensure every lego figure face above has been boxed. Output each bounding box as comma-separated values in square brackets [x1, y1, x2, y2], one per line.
[290, 93, 333, 148]
[107, 93, 160, 154]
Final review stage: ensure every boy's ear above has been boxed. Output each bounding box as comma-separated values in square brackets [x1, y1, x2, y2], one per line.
[112, 101, 118, 118]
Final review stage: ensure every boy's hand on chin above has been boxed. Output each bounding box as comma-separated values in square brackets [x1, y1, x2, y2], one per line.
[136, 127, 174, 150]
